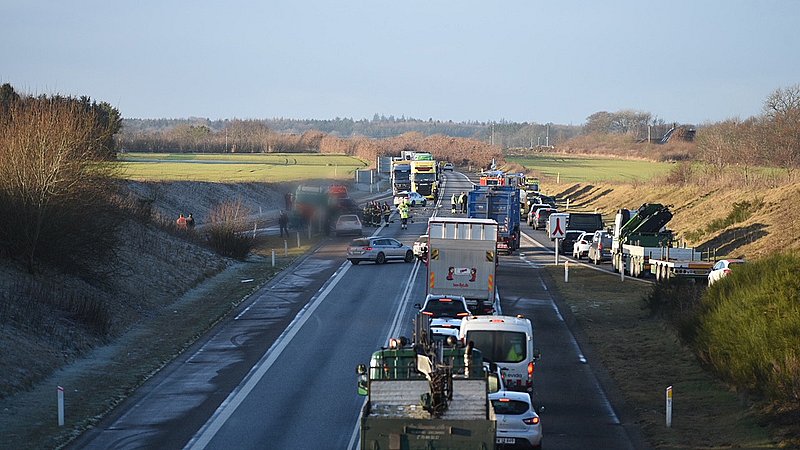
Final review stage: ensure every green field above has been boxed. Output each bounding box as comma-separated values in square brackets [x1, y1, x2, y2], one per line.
[115, 152, 368, 182]
[506, 153, 674, 183]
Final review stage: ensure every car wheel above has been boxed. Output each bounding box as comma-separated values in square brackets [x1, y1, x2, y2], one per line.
[349, 259, 359, 265]
[375, 252, 386, 264]
[411, 201, 416, 207]
[423, 201, 427, 207]
[404, 250, 414, 263]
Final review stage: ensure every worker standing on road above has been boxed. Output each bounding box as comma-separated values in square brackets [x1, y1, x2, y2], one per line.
[382, 201, 391, 226]
[186, 213, 195, 230]
[398, 201, 410, 229]
[459, 191, 468, 214]
[278, 210, 289, 237]
[450, 193, 457, 214]
[176, 214, 187, 230]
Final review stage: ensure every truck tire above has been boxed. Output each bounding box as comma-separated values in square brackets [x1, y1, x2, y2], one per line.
[404, 250, 414, 263]
[376, 252, 386, 264]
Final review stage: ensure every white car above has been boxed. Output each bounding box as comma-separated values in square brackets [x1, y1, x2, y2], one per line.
[489, 390, 543, 449]
[572, 232, 591, 259]
[334, 214, 362, 236]
[442, 162, 454, 171]
[393, 190, 428, 207]
[415, 295, 471, 340]
[708, 259, 746, 286]
[413, 234, 428, 260]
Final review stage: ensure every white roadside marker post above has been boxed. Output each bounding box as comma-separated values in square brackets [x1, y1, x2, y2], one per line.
[297, 231, 301, 248]
[284, 240, 288, 256]
[564, 260, 569, 283]
[57, 386, 64, 426]
[271, 249, 275, 267]
[666, 386, 673, 428]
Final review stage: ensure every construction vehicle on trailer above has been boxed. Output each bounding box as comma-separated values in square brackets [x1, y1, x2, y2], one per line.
[411, 152, 438, 199]
[356, 315, 499, 450]
[611, 203, 713, 280]
[467, 186, 521, 255]
[426, 217, 500, 316]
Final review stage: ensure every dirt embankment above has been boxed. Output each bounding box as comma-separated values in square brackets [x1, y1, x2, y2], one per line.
[550, 180, 800, 258]
[0, 180, 293, 399]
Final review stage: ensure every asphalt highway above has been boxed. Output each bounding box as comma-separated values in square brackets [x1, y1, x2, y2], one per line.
[74, 171, 646, 450]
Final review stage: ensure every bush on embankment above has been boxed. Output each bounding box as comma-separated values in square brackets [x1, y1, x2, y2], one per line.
[695, 254, 800, 404]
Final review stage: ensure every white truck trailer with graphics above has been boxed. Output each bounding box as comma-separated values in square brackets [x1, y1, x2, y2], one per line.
[427, 217, 499, 315]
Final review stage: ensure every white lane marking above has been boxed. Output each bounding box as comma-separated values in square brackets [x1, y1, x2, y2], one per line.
[185, 259, 352, 450]
[518, 233, 620, 424]
[346, 259, 422, 450]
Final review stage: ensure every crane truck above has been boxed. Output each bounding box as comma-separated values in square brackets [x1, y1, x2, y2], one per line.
[612, 203, 713, 280]
[356, 315, 499, 450]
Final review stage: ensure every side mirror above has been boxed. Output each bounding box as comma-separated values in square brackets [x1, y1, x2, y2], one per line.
[414, 303, 422, 310]
[533, 348, 542, 361]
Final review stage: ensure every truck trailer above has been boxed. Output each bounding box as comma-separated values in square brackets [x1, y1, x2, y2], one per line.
[611, 203, 712, 280]
[467, 186, 521, 255]
[427, 217, 499, 315]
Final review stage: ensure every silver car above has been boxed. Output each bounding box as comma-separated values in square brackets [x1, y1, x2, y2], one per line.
[347, 237, 414, 265]
[489, 390, 543, 449]
[334, 214, 362, 236]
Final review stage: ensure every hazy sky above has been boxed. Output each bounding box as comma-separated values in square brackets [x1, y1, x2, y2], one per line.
[2, 1, 798, 125]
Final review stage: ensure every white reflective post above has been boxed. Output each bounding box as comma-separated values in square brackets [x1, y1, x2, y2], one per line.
[564, 260, 569, 283]
[297, 231, 301, 248]
[284, 240, 288, 256]
[57, 386, 64, 426]
[271, 249, 275, 267]
[666, 386, 673, 428]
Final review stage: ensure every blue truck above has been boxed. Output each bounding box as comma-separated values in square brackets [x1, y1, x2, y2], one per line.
[468, 186, 521, 255]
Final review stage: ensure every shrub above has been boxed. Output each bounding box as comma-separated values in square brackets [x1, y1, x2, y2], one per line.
[205, 199, 254, 258]
[643, 277, 705, 343]
[695, 254, 800, 403]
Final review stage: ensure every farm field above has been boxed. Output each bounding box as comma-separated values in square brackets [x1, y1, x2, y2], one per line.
[116, 152, 368, 182]
[506, 153, 674, 182]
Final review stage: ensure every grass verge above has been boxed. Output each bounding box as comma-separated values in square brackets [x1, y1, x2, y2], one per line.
[0, 235, 322, 450]
[542, 265, 776, 449]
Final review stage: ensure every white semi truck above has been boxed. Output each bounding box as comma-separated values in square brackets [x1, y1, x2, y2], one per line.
[426, 217, 500, 315]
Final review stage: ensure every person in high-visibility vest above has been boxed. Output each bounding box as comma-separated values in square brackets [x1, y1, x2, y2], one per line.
[398, 201, 410, 229]
[450, 193, 457, 214]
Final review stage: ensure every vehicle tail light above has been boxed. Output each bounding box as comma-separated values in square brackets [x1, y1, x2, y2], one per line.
[422, 311, 434, 316]
[528, 362, 535, 377]
[598, 242, 603, 251]
[362, 247, 372, 251]
[723, 269, 732, 275]
[498, 398, 511, 403]
[439, 298, 452, 302]
[456, 312, 470, 317]
[523, 416, 540, 425]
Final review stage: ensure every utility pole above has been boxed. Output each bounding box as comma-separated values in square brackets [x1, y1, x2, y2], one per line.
[491, 122, 495, 146]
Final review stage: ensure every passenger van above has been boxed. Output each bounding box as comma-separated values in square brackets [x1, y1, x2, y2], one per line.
[459, 315, 539, 392]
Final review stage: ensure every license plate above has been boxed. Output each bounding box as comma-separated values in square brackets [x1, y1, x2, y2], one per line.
[496, 437, 516, 444]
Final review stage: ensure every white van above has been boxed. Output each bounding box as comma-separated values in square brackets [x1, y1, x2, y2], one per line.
[459, 315, 539, 392]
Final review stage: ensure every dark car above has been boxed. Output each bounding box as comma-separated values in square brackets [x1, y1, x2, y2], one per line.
[587, 230, 613, 264]
[559, 230, 584, 254]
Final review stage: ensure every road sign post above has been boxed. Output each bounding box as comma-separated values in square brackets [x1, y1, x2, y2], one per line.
[549, 215, 566, 267]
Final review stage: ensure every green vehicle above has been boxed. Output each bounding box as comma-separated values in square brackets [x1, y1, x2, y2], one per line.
[356, 318, 499, 450]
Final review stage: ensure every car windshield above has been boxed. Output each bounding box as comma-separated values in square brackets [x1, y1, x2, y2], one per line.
[491, 399, 530, 415]
[423, 299, 468, 317]
[465, 330, 527, 363]
[339, 216, 359, 223]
